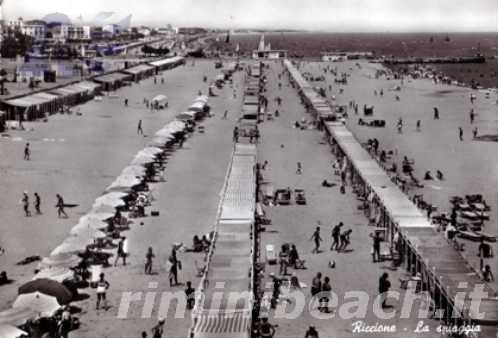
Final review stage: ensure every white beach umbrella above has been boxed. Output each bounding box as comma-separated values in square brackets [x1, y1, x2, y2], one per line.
[0, 307, 37, 326]
[0, 324, 28, 338]
[13, 292, 61, 317]
[121, 165, 147, 178]
[93, 191, 128, 209]
[38, 253, 81, 270]
[105, 175, 141, 192]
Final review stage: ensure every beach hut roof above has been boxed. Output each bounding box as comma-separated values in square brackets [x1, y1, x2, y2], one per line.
[122, 64, 153, 75]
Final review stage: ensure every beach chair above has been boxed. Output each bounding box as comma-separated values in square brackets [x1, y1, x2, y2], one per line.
[194, 260, 205, 277]
[266, 244, 277, 265]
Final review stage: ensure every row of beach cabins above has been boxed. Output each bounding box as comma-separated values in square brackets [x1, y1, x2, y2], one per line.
[283, 59, 498, 336]
[187, 62, 263, 338]
[0, 56, 187, 127]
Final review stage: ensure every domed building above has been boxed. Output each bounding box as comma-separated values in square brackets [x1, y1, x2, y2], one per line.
[42, 12, 72, 25]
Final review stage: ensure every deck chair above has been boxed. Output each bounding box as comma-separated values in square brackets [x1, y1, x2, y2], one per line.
[194, 260, 205, 277]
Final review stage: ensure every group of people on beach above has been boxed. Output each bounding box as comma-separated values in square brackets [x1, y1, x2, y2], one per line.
[20, 192, 67, 218]
[309, 223, 352, 254]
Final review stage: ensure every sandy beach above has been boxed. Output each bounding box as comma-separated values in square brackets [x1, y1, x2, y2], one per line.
[1, 57, 496, 338]
[296, 60, 498, 289]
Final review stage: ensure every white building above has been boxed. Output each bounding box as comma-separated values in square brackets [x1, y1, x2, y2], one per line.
[21, 24, 46, 41]
[103, 24, 121, 37]
[67, 25, 91, 41]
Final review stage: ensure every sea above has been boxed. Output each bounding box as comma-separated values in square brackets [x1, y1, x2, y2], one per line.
[227, 32, 498, 88]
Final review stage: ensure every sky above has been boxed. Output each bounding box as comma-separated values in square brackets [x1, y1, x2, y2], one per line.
[3, 0, 498, 32]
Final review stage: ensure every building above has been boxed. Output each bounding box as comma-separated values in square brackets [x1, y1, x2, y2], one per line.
[252, 34, 287, 60]
[67, 25, 91, 41]
[90, 26, 104, 40]
[21, 21, 47, 41]
[103, 24, 121, 37]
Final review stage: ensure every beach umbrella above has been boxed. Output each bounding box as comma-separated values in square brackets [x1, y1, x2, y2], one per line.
[121, 165, 147, 178]
[13, 292, 61, 317]
[155, 127, 175, 138]
[188, 101, 205, 112]
[77, 214, 109, 230]
[93, 191, 128, 209]
[176, 112, 195, 121]
[105, 175, 141, 193]
[148, 136, 174, 148]
[32, 267, 75, 283]
[141, 146, 163, 156]
[131, 152, 156, 166]
[19, 278, 72, 304]
[91, 204, 116, 215]
[38, 253, 81, 270]
[0, 307, 37, 326]
[70, 223, 107, 238]
[0, 324, 28, 338]
[193, 95, 209, 104]
[50, 235, 92, 256]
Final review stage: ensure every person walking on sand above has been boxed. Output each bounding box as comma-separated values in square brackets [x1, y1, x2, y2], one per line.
[470, 109, 475, 124]
[96, 273, 110, 310]
[370, 231, 382, 262]
[34, 192, 41, 214]
[56, 194, 68, 218]
[152, 318, 165, 338]
[167, 247, 180, 286]
[24, 143, 30, 160]
[296, 162, 302, 175]
[320, 276, 332, 313]
[416, 120, 421, 131]
[338, 229, 352, 251]
[310, 226, 322, 254]
[433, 107, 439, 120]
[233, 126, 239, 143]
[137, 120, 144, 135]
[459, 127, 464, 141]
[330, 222, 343, 251]
[473, 127, 478, 139]
[21, 192, 31, 217]
[311, 272, 322, 297]
[145, 247, 155, 274]
[379, 272, 391, 308]
[114, 237, 127, 266]
[124, 98, 128, 107]
[223, 110, 228, 119]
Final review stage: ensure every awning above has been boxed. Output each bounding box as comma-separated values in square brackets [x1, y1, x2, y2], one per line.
[75, 81, 102, 91]
[121, 165, 147, 178]
[93, 72, 131, 84]
[32, 267, 75, 283]
[122, 64, 154, 75]
[50, 235, 93, 255]
[149, 56, 185, 67]
[38, 253, 82, 270]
